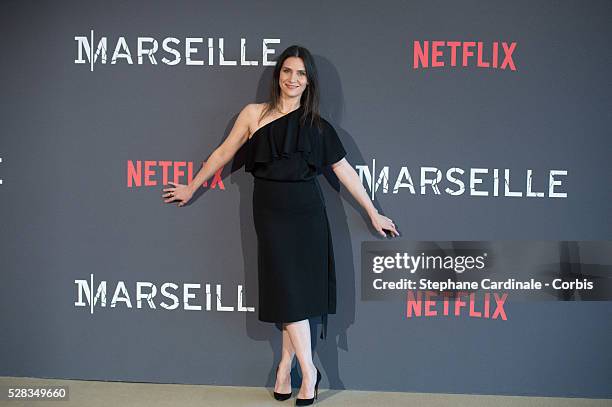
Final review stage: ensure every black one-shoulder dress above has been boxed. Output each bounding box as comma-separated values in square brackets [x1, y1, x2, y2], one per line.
[244, 105, 346, 340]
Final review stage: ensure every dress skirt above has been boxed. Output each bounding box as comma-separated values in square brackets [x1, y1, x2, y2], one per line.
[252, 176, 336, 339]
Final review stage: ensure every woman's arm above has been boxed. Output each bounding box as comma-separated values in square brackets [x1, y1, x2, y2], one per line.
[331, 158, 400, 237]
[162, 104, 255, 206]
[185, 104, 256, 194]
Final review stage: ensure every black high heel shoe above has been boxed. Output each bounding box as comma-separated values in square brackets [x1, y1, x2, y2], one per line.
[273, 364, 292, 401]
[295, 367, 321, 406]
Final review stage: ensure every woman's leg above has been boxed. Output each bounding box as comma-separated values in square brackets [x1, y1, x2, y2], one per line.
[275, 323, 295, 393]
[285, 319, 317, 399]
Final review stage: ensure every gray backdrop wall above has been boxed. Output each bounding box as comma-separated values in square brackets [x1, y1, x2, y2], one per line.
[1, 0, 611, 399]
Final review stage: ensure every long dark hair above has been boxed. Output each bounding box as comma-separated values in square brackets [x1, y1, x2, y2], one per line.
[259, 45, 323, 131]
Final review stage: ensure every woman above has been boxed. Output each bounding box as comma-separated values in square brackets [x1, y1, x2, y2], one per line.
[162, 45, 399, 405]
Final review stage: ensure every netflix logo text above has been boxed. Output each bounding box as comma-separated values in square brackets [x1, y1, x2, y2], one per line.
[412, 40, 517, 71]
[127, 159, 224, 189]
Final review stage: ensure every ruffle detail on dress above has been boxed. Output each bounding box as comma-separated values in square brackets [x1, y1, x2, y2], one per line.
[245, 107, 343, 173]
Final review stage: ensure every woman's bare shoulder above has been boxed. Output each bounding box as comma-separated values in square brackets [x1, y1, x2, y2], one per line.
[240, 103, 266, 120]
[237, 103, 263, 138]
[252, 102, 269, 117]
[244, 103, 270, 127]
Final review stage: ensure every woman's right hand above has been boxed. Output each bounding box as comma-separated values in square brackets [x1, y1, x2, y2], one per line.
[370, 212, 400, 238]
[162, 181, 194, 207]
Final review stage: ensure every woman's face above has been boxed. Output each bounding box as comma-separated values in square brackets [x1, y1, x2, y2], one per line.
[278, 56, 308, 99]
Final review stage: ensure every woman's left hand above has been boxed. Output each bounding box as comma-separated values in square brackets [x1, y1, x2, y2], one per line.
[370, 212, 400, 237]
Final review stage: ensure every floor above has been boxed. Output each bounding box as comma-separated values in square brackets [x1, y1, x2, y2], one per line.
[1, 376, 610, 407]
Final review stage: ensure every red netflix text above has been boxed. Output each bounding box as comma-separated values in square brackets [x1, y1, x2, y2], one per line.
[126, 160, 225, 189]
[406, 290, 508, 320]
[412, 41, 517, 71]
